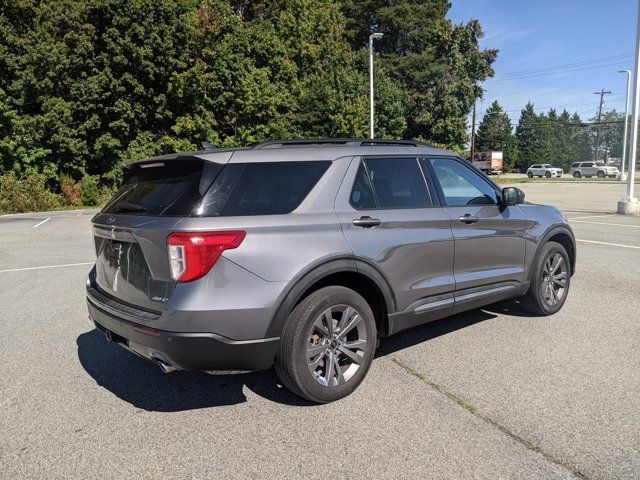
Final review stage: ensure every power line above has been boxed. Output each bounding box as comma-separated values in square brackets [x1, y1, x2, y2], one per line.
[512, 120, 624, 128]
[493, 53, 634, 79]
[489, 61, 633, 82]
[501, 98, 627, 114]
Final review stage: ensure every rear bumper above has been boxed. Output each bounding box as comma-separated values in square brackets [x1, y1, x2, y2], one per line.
[87, 296, 279, 372]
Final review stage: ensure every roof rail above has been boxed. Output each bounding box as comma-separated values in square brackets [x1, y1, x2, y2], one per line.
[252, 138, 433, 149]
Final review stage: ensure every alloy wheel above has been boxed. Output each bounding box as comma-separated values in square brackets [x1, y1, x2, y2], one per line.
[306, 304, 367, 387]
[541, 253, 567, 306]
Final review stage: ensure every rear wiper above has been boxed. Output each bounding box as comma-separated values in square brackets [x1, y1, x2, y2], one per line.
[114, 201, 147, 212]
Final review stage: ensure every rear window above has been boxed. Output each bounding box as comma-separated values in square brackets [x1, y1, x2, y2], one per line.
[195, 161, 331, 216]
[571, 163, 580, 167]
[102, 159, 222, 216]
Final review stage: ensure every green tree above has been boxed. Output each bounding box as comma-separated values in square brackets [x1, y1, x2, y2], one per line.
[514, 102, 539, 171]
[340, 0, 497, 148]
[476, 100, 512, 151]
[598, 110, 624, 162]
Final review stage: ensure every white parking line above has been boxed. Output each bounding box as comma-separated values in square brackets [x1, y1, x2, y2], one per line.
[571, 220, 640, 228]
[0, 262, 94, 273]
[576, 239, 640, 250]
[32, 218, 51, 228]
[569, 214, 615, 220]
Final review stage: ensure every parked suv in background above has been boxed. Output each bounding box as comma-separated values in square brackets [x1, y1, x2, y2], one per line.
[526, 164, 563, 178]
[570, 161, 619, 178]
[86, 138, 576, 403]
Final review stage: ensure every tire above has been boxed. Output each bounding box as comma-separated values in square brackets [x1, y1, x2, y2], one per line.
[597, 170, 605, 178]
[521, 241, 571, 315]
[527, 172, 533, 178]
[545, 171, 551, 178]
[573, 171, 581, 178]
[275, 286, 377, 403]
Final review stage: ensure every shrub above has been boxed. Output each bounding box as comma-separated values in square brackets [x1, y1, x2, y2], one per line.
[97, 185, 116, 207]
[60, 174, 82, 206]
[80, 175, 100, 206]
[0, 172, 63, 214]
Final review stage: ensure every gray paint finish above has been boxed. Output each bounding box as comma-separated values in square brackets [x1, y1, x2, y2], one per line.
[88, 141, 575, 350]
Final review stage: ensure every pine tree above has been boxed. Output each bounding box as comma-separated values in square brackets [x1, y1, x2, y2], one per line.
[476, 100, 512, 151]
[514, 102, 539, 171]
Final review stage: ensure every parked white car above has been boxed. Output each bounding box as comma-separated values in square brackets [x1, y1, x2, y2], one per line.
[569, 162, 619, 178]
[526, 164, 563, 178]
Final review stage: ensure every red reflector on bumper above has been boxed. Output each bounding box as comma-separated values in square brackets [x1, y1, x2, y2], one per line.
[133, 326, 160, 337]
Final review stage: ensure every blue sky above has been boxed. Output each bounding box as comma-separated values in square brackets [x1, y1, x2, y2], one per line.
[448, 0, 637, 127]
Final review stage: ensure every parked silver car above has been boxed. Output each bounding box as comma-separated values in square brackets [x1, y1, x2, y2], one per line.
[570, 161, 619, 178]
[526, 164, 563, 178]
[86, 138, 576, 403]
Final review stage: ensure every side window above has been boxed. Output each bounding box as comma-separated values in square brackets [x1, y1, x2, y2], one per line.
[428, 158, 498, 206]
[583, 162, 594, 167]
[531, 165, 540, 169]
[195, 161, 331, 216]
[571, 163, 580, 168]
[363, 158, 431, 208]
[350, 162, 377, 209]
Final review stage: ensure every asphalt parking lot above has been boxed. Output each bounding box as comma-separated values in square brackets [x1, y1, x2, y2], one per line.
[1, 182, 639, 480]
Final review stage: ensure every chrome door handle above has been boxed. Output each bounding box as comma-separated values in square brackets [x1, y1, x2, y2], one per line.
[459, 214, 479, 224]
[353, 216, 381, 228]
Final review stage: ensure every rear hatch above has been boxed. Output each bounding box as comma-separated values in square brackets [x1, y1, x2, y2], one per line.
[91, 156, 224, 312]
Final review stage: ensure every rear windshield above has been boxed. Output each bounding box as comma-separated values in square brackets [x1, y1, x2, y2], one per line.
[195, 161, 331, 216]
[102, 159, 222, 216]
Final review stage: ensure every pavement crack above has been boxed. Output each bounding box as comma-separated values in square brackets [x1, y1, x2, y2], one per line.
[390, 357, 591, 480]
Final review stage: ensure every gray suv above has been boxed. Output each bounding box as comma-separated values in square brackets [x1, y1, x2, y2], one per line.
[86, 138, 576, 403]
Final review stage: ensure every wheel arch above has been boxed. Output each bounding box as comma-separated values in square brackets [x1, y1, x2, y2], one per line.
[528, 225, 576, 281]
[266, 257, 396, 338]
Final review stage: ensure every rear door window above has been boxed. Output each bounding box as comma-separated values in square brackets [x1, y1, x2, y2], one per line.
[102, 159, 222, 216]
[196, 161, 331, 216]
[356, 158, 432, 209]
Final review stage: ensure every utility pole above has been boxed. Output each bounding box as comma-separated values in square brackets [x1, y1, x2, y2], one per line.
[470, 100, 477, 161]
[593, 89, 612, 162]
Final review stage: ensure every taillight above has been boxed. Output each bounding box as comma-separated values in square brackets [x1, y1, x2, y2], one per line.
[167, 230, 246, 282]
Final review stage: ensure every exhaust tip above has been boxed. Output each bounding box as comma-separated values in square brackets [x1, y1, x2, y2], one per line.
[157, 359, 177, 374]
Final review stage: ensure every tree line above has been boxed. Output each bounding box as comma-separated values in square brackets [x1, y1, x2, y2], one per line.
[475, 100, 626, 171]
[0, 0, 495, 212]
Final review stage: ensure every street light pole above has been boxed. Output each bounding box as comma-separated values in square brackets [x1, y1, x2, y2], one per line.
[618, 0, 640, 214]
[369, 32, 384, 139]
[619, 70, 631, 180]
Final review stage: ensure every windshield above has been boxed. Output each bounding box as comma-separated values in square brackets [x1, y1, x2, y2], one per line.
[595, 162, 607, 167]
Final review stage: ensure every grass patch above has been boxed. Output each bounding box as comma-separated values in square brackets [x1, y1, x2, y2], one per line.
[492, 176, 638, 185]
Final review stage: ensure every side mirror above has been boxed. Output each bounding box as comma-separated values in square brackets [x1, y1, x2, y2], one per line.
[502, 187, 525, 206]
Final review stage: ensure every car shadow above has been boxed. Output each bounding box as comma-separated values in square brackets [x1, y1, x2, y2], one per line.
[375, 307, 497, 358]
[76, 329, 312, 411]
[78, 304, 510, 412]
